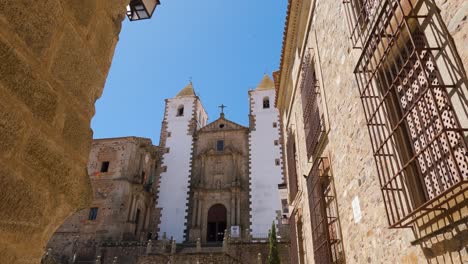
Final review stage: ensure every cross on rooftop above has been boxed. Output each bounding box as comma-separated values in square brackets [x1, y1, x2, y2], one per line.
[218, 104, 227, 115]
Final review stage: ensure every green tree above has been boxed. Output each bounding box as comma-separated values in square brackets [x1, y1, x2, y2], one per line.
[268, 222, 280, 264]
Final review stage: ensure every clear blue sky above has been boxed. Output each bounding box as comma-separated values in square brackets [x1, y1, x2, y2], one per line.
[91, 0, 287, 144]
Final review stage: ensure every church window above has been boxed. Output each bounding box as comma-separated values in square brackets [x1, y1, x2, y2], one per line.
[274, 140, 279, 146]
[167, 132, 171, 137]
[263, 97, 270, 109]
[273, 122, 277, 128]
[162, 166, 167, 172]
[275, 159, 280, 166]
[100, 161, 110, 173]
[166, 148, 170, 153]
[88, 207, 98, 221]
[177, 105, 184, 116]
[216, 140, 224, 151]
[219, 124, 225, 129]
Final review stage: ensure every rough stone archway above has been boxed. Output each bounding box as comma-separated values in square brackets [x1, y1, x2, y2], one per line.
[0, 1, 129, 262]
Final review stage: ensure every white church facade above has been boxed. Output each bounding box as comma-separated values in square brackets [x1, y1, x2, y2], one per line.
[156, 75, 285, 242]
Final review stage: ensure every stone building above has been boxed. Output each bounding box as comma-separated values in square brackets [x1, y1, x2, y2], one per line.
[276, 0, 467, 263]
[44, 77, 289, 263]
[46, 137, 161, 262]
[157, 77, 286, 243]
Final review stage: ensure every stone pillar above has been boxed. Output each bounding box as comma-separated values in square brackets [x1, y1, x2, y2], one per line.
[161, 234, 168, 252]
[236, 192, 241, 225]
[257, 253, 262, 264]
[222, 236, 228, 253]
[146, 239, 152, 255]
[95, 256, 102, 264]
[0, 1, 129, 263]
[192, 193, 198, 227]
[197, 198, 202, 227]
[171, 239, 176, 254]
[196, 238, 201, 253]
[230, 194, 235, 225]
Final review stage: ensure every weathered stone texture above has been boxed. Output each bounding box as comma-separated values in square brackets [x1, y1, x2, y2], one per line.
[46, 138, 160, 262]
[0, 102, 25, 156]
[0, 0, 62, 56]
[436, 0, 468, 71]
[51, 25, 105, 108]
[278, 0, 467, 263]
[0, 0, 128, 262]
[0, 39, 58, 123]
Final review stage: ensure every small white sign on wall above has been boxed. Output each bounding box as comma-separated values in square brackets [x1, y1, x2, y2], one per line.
[352, 196, 362, 223]
[231, 226, 240, 238]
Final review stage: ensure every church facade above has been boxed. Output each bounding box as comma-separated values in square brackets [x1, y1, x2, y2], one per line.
[157, 75, 285, 243]
[44, 75, 288, 263]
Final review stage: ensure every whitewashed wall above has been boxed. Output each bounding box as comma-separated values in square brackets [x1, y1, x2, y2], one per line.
[157, 96, 200, 242]
[249, 88, 284, 238]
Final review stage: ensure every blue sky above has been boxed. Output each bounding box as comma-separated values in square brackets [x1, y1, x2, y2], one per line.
[91, 0, 287, 144]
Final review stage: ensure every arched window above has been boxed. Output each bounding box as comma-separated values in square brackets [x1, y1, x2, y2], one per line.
[263, 97, 270, 109]
[177, 105, 184, 116]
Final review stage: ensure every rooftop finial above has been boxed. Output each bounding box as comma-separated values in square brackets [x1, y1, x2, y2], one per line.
[218, 104, 227, 117]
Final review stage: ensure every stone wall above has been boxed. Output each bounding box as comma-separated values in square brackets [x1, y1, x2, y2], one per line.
[277, 0, 467, 263]
[0, 1, 128, 263]
[46, 137, 160, 262]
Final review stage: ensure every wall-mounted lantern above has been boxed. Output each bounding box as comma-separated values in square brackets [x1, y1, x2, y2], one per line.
[126, 0, 160, 21]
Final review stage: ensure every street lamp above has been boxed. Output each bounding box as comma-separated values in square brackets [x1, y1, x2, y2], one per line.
[126, 0, 160, 21]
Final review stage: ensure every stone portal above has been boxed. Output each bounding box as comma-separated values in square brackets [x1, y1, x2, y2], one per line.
[207, 204, 227, 242]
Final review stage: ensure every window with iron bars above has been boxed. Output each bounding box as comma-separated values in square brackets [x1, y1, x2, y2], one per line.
[308, 157, 345, 264]
[286, 130, 299, 201]
[344, 0, 468, 228]
[343, 0, 382, 48]
[289, 212, 299, 264]
[300, 52, 326, 160]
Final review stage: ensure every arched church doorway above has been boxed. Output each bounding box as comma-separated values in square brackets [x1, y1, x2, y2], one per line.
[207, 204, 227, 242]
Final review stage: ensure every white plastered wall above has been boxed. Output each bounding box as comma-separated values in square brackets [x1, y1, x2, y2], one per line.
[157, 96, 199, 242]
[249, 89, 284, 238]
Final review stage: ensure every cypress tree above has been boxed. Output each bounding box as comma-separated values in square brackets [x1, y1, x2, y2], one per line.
[268, 222, 280, 264]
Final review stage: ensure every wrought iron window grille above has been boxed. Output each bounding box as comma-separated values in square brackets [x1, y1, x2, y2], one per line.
[308, 157, 346, 264]
[344, 0, 383, 48]
[300, 52, 327, 160]
[345, 0, 468, 228]
[286, 130, 300, 202]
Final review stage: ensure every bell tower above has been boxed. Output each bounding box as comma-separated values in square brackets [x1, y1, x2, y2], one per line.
[156, 82, 207, 242]
[248, 74, 284, 238]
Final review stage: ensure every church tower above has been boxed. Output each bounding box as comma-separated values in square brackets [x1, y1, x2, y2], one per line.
[248, 74, 284, 238]
[157, 82, 207, 242]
